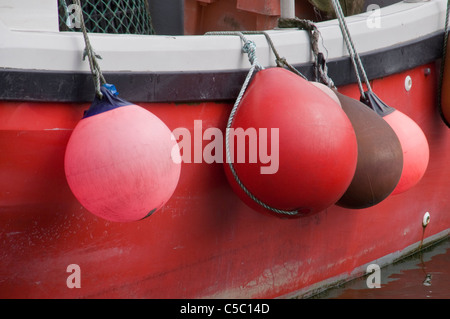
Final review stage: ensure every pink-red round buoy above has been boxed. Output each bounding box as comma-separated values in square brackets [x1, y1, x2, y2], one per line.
[65, 88, 181, 222]
[223, 68, 358, 218]
[382, 110, 429, 195]
[362, 91, 429, 196]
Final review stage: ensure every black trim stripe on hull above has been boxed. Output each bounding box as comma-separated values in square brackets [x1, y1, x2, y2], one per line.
[0, 31, 444, 103]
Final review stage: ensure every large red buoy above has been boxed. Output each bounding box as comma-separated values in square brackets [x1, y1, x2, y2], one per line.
[223, 68, 358, 218]
[65, 85, 181, 222]
[361, 91, 429, 196]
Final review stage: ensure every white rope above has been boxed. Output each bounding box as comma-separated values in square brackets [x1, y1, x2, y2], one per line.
[241, 31, 308, 80]
[205, 32, 300, 216]
[331, 0, 372, 98]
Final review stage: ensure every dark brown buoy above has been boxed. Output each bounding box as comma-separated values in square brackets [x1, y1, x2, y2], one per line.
[334, 91, 403, 209]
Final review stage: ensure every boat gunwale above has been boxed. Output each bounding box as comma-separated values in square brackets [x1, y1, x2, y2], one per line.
[0, 30, 444, 103]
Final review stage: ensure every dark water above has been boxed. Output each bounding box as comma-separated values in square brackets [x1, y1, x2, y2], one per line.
[314, 236, 450, 299]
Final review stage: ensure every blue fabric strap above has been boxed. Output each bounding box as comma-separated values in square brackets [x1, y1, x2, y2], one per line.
[83, 84, 131, 118]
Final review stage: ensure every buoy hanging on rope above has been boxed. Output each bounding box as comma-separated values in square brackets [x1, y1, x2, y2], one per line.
[361, 91, 429, 196]
[331, 91, 403, 208]
[223, 67, 358, 217]
[64, 85, 181, 222]
[329, 0, 429, 196]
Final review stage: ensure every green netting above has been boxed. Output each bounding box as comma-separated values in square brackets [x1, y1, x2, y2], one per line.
[58, 0, 155, 35]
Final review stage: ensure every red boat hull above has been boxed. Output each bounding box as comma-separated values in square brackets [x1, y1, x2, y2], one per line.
[1, 62, 449, 298]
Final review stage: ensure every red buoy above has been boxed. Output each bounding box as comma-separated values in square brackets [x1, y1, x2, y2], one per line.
[382, 110, 429, 195]
[361, 91, 429, 196]
[65, 85, 181, 222]
[223, 68, 358, 217]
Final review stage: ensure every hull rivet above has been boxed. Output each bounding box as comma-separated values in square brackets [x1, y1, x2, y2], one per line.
[405, 75, 412, 91]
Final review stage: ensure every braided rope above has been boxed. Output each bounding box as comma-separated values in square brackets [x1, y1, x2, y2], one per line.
[277, 17, 335, 88]
[331, 0, 372, 98]
[205, 32, 300, 216]
[240, 31, 308, 80]
[75, 0, 106, 98]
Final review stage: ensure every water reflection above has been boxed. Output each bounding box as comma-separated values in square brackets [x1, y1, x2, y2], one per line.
[314, 236, 450, 299]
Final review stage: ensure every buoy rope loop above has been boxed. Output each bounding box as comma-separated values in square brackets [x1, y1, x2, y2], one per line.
[241, 31, 308, 80]
[438, 0, 450, 127]
[226, 76, 300, 216]
[205, 31, 299, 216]
[205, 31, 264, 70]
[330, 0, 372, 98]
[242, 40, 259, 67]
[277, 17, 335, 88]
[75, 0, 106, 99]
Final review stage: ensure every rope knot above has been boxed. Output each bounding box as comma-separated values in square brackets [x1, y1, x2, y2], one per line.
[276, 57, 288, 68]
[83, 48, 103, 61]
[242, 40, 257, 65]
